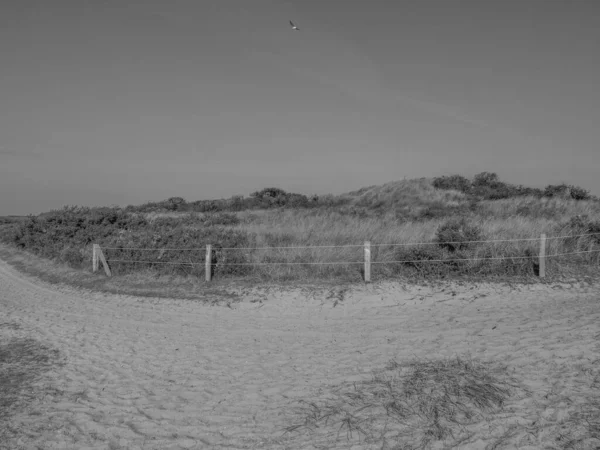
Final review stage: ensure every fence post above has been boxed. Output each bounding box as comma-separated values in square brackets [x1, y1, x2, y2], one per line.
[539, 233, 546, 278]
[92, 244, 98, 273]
[205, 244, 212, 282]
[95, 245, 111, 277]
[364, 241, 371, 283]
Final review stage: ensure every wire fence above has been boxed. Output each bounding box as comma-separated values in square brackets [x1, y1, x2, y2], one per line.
[99, 231, 600, 252]
[96, 232, 600, 273]
[103, 250, 600, 267]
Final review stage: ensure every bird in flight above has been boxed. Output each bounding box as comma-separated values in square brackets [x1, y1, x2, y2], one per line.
[289, 20, 300, 31]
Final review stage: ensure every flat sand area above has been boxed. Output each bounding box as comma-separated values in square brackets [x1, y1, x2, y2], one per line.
[1, 257, 599, 449]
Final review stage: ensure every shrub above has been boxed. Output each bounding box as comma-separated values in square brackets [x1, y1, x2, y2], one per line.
[190, 200, 223, 213]
[59, 247, 85, 267]
[568, 214, 589, 231]
[543, 183, 570, 198]
[484, 184, 515, 200]
[432, 175, 471, 193]
[228, 195, 245, 211]
[286, 193, 310, 208]
[472, 172, 500, 188]
[589, 221, 600, 244]
[568, 185, 591, 200]
[393, 245, 447, 277]
[469, 173, 515, 200]
[165, 197, 186, 211]
[556, 214, 600, 247]
[250, 187, 287, 199]
[435, 217, 484, 252]
[567, 215, 600, 244]
[513, 185, 544, 198]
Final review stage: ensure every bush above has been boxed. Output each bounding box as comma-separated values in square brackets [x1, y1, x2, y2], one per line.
[568, 214, 589, 231]
[543, 183, 570, 198]
[513, 185, 544, 198]
[190, 200, 223, 213]
[59, 247, 84, 266]
[432, 175, 471, 193]
[472, 172, 500, 188]
[286, 193, 310, 208]
[566, 215, 600, 244]
[165, 197, 186, 211]
[6, 205, 257, 276]
[484, 184, 515, 200]
[568, 185, 591, 200]
[393, 245, 447, 277]
[589, 221, 600, 244]
[435, 217, 484, 252]
[555, 214, 600, 248]
[228, 195, 245, 211]
[250, 187, 287, 199]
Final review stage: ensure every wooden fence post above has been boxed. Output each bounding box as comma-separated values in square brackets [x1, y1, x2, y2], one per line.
[364, 241, 371, 283]
[539, 233, 546, 278]
[205, 244, 212, 282]
[92, 244, 98, 273]
[94, 245, 111, 277]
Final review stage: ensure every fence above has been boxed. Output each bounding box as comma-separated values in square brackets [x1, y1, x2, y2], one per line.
[92, 231, 600, 282]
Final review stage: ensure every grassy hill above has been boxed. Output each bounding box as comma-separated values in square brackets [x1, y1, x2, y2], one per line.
[1, 172, 599, 285]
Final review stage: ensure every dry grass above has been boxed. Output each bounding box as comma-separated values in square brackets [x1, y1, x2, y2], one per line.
[284, 355, 520, 448]
[0, 326, 66, 444]
[1, 178, 600, 295]
[283, 355, 600, 449]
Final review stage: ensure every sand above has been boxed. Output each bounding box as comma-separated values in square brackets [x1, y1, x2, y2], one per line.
[0, 257, 599, 449]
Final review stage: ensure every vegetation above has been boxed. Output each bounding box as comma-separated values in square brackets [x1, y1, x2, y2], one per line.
[1, 172, 599, 284]
[284, 356, 529, 448]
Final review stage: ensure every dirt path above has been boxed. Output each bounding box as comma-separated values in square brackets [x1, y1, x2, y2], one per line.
[1, 258, 599, 449]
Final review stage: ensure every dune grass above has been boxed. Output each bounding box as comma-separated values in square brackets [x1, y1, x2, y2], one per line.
[1, 175, 599, 293]
[0, 324, 66, 444]
[282, 354, 600, 449]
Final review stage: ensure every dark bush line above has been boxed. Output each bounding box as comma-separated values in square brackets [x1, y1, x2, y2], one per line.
[433, 172, 596, 201]
[5, 206, 256, 277]
[125, 189, 333, 214]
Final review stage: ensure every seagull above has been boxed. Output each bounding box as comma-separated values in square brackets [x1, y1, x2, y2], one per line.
[289, 20, 300, 31]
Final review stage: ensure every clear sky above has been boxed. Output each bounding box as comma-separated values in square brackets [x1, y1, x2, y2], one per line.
[2, 0, 599, 215]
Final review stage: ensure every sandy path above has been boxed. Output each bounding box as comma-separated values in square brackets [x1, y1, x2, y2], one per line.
[1, 257, 599, 449]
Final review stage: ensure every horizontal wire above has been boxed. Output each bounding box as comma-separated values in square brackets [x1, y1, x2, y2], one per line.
[98, 231, 600, 251]
[105, 259, 198, 265]
[104, 247, 600, 266]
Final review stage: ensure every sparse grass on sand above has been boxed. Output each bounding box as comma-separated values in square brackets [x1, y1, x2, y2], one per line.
[283, 355, 600, 449]
[0, 326, 66, 445]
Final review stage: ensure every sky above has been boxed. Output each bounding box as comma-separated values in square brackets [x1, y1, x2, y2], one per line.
[1, 0, 599, 215]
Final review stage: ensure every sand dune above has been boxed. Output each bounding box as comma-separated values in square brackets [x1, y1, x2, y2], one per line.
[1, 258, 599, 449]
